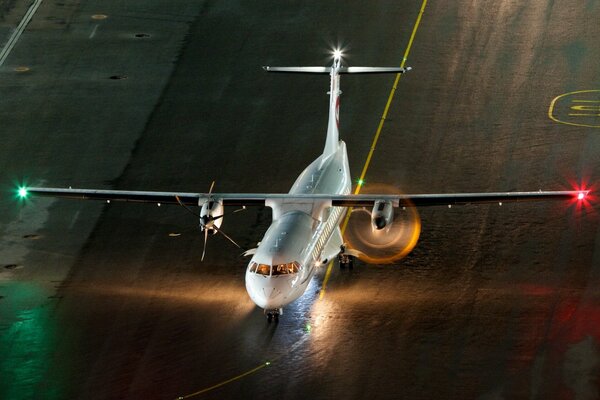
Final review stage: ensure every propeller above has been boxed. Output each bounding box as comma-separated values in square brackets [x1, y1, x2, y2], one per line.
[175, 181, 244, 261]
[342, 183, 421, 264]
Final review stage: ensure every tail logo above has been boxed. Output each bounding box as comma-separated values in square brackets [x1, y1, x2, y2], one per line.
[335, 96, 340, 128]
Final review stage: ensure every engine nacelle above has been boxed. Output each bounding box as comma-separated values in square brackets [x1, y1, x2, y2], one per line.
[199, 199, 224, 233]
[371, 200, 394, 231]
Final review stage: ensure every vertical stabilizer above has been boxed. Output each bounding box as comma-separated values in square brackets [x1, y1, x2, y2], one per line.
[263, 56, 410, 160]
[323, 55, 342, 158]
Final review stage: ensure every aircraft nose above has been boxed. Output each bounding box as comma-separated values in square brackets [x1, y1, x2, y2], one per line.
[245, 274, 290, 309]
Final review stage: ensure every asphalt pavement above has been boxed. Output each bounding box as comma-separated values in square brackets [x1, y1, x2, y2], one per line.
[1, 1, 600, 399]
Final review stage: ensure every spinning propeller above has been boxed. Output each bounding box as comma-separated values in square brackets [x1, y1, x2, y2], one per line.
[343, 184, 421, 264]
[175, 181, 244, 261]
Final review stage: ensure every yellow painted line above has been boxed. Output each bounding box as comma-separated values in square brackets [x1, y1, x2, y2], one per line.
[319, 0, 428, 300]
[318, 259, 335, 300]
[176, 334, 311, 398]
[548, 89, 600, 128]
[176, 362, 270, 399]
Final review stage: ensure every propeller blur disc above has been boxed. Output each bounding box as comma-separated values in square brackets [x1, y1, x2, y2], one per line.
[343, 183, 421, 264]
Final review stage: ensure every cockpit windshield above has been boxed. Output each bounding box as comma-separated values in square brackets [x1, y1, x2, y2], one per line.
[248, 261, 300, 276]
[272, 262, 300, 275]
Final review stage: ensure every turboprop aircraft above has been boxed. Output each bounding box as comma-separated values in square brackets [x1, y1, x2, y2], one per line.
[17, 51, 588, 322]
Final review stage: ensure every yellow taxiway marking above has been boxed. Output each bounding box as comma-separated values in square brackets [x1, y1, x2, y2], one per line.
[176, 362, 269, 399]
[175, 335, 310, 398]
[548, 89, 600, 128]
[319, 0, 428, 300]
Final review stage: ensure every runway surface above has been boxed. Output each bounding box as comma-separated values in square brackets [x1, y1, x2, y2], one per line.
[1, 1, 600, 399]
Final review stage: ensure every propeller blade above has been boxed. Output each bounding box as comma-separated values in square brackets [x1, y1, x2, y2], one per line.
[211, 205, 245, 221]
[215, 227, 241, 249]
[201, 229, 208, 261]
[208, 180, 215, 196]
[175, 195, 201, 218]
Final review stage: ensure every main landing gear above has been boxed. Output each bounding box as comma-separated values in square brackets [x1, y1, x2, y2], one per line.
[338, 245, 355, 270]
[266, 308, 282, 323]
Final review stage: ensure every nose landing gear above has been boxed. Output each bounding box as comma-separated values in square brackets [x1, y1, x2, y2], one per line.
[338, 245, 354, 270]
[265, 308, 282, 323]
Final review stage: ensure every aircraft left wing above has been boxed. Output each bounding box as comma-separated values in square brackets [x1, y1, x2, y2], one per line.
[20, 187, 588, 207]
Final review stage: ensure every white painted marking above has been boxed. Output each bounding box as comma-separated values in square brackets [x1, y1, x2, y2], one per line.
[0, 0, 44, 67]
[68, 210, 81, 231]
[89, 24, 99, 39]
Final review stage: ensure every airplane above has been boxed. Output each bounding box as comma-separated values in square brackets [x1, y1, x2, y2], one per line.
[17, 50, 589, 322]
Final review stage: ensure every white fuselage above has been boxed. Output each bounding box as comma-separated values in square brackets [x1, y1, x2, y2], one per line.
[245, 143, 351, 311]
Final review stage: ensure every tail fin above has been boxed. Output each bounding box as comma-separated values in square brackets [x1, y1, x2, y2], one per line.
[263, 59, 410, 158]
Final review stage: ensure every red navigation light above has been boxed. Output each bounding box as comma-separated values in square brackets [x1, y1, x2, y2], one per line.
[564, 177, 596, 213]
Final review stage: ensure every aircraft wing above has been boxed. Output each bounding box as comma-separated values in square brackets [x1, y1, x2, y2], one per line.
[21, 187, 587, 207]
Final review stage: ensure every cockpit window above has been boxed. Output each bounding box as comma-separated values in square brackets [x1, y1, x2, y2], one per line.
[272, 262, 300, 275]
[250, 262, 300, 276]
[249, 262, 258, 273]
[256, 264, 271, 276]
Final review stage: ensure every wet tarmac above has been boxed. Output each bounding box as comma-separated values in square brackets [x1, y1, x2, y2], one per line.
[1, 1, 600, 399]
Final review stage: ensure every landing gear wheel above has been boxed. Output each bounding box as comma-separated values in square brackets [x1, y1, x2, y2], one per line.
[338, 245, 355, 270]
[265, 309, 281, 323]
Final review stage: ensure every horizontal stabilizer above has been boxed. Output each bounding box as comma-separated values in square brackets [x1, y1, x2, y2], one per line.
[341, 66, 411, 74]
[262, 66, 330, 74]
[262, 66, 411, 74]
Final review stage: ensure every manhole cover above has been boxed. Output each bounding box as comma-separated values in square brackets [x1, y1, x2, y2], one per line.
[4, 264, 23, 270]
[109, 75, 127, 80]
[23, 234, 41, 240]
[134, 33, 151, 38]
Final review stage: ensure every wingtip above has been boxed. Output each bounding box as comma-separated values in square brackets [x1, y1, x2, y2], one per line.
[578, 190, 591, 200]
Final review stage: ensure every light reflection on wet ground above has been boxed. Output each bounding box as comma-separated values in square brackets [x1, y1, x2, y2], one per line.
[0, 282, 66, 400]
[1, 0, 600, 398]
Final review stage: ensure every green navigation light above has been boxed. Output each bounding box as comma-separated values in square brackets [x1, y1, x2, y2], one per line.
[18, 187, 28, 198]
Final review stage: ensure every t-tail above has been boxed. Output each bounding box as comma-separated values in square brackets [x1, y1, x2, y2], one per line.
[263, 53, 411, 157]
